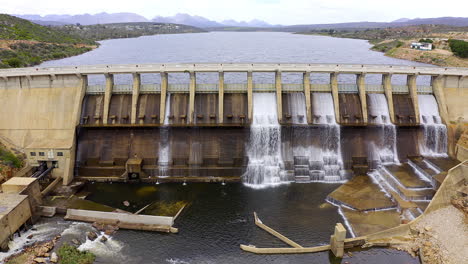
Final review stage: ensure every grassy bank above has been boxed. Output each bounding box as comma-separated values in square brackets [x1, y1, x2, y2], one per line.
[0, 41, 94, 68]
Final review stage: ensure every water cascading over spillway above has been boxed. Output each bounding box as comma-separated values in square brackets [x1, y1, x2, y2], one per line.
[306, 93, 344, 182]
[158, 93, 171, 177]
[418, 94, 448, 156]
[288, 93, 307, 125]
[243, 93, 285, 187]
[367, 94, 399, 164]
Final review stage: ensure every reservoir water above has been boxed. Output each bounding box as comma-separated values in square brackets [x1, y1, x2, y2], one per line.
[25, 32, 431, 263]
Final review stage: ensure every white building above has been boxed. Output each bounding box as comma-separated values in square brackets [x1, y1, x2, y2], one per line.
[411, 42, 433, 51]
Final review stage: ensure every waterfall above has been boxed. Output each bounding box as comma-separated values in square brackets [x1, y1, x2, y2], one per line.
[367, 94, 399, 164]
[307, 93, 344, 182]
[312, 93, 336, 125]
[158, 93, 171, 177]
[418, 94, 447, 157]
[243, 93, 285, 188]
[288, 93, 307, 125]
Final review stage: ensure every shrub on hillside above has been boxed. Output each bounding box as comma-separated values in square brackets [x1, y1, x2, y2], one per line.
[0, 147, 23, 168]
[449, 39, 468, 58]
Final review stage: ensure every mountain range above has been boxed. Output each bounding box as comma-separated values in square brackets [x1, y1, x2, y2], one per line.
[13, 13, 468, 30]
[16, 12, 275, 28]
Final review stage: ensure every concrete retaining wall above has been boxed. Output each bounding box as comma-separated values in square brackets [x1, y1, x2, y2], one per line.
[64, 209, 174, 231]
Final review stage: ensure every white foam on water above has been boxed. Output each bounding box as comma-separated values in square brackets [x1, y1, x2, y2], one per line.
[77, 232, 125, 261]
[418, 94, 448, 157]
[337, 207, 356, 238]
[166, 258, 191, 264]
[407, 160, 432, 183]
[0, 220, 72, 262]
[423, 159, 442, 174]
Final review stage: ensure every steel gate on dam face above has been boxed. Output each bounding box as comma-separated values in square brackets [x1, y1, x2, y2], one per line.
[0, 63, 467, 184]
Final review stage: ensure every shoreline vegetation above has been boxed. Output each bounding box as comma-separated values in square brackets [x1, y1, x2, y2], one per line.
[297, 25, 468, 67]
[0, 14, 205, 68]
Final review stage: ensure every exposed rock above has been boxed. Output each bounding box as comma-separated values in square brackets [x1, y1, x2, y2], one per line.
[123, 200, 130, 207]
[27, 234, 34, 239]
[34, 257, 46, 263]
[34, 241, 54, 257]
[100, 236, 108, 243]
[50, 252, 58, 263]
[71, 238, 81, 245]
[87, 231, 98, 241]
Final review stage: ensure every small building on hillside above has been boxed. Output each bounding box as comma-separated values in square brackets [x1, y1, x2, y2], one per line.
[411, 42, 433, 51]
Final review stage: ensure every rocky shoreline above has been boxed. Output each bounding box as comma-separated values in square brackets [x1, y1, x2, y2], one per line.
[393, 198, 468, 264]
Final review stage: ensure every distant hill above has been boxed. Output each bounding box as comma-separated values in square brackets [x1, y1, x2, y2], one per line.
[30, 20, 69, 26]
[221, 19, 275, 27]
[152, 13, 276, 28]
[152, 13, 223, 28]
[55, 22, 206, 41]
[0, 14, 94, 44]
[392, 18, 411, 23]
[16, 12, 149, 25]
[280, 17, 468, 32]
[16, 12, 277, 28]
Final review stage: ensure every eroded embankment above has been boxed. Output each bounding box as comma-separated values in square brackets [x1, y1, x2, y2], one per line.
[394, 203, 467, 264]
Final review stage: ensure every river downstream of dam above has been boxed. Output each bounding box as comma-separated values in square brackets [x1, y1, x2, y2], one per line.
[5, 32, 446, 263]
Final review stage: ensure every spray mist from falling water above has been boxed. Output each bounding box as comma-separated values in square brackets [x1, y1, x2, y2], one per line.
[367, 94, 399, 164]
[309, 93, 344, 182]
[243, 93, 286, 188]
[418, 94, 447, 157]
[159, 93, 171, 177]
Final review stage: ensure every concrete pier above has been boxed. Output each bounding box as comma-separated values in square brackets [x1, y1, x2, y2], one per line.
[131, 73, 140, 124]
[357, 74, 368, 123]
[303, 72, 312, 124]
[382, 74, 396, 123]
[159, 72, 168, 124]
[218, 71, 224, 123]
[407, 75, 420, 124]
[275, 71, 283, 123]
[103, 73, 114, 125]
[247, 71, 253, 122]
[330, 72, 340, 123]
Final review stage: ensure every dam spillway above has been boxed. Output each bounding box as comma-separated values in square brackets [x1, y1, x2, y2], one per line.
[0, 63, 467, 186]
[243, 93, 283, 187]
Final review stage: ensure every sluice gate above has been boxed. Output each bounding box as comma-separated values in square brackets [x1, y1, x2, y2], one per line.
[0, 64, 467, 184]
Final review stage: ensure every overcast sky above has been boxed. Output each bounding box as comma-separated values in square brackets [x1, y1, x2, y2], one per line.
[3, 0, 467, 25]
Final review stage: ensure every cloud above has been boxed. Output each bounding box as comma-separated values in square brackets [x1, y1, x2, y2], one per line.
[3, 0, 468, 25]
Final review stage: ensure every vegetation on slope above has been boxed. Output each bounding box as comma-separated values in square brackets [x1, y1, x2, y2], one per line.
[449, 39, 468, 58]
[0, 15, 205, 68]
[0, 143, 24, 184]
[55, 22, 206, 41]
[0, 14, 94, 44]
[299, 24, 468, 67]
[0, 42, 93, 68]
[0, 14, 97, 68]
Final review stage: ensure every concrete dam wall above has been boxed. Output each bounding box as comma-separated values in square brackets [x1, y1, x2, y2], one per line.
[0, 64, 467, 185]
